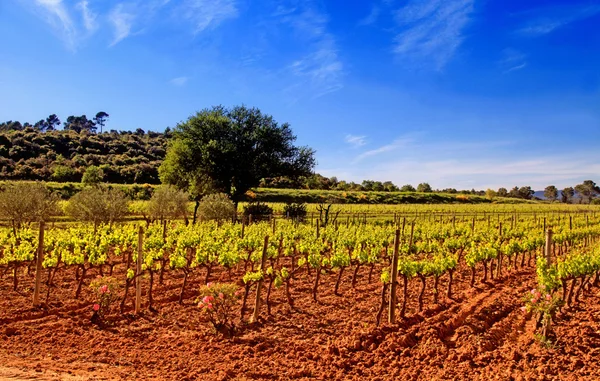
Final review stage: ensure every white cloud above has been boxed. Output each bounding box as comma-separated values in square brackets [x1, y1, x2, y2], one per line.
[393, 0, 475, 69]
[109, 4, 136, 47]
[32, 0, 78, 50]
[281, 4, 344, 98]
[321, 133, 600, 190]
[345, 134, 367, 147]
[353, 137, 414, 163]
[169, 76, 189, 86]
[181, 0, 238, 33]
[359, 5, 381, 26]
[76, 0, 97, 33]
[499, 48, 527, 73]
[517, 4, 600, 37]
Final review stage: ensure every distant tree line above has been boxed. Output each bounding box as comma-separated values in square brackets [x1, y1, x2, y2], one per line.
[0, 112, 110, 133]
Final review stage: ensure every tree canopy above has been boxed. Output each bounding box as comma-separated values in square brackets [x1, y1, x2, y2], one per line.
[159, 105, 316, 208]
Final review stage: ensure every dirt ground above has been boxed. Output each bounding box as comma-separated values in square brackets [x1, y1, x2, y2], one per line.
[1, 261, 599, 381]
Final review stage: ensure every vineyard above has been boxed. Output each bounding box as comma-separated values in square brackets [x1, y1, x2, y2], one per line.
[2, 204, 600, 380]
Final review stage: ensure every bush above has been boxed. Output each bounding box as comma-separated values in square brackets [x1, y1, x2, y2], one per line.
[243, 202, 273, 222]
[65, 186, 128, 228]
[0, 182, 59, 228]
[82, 165, 104, 185]
[196, 282, 241, 337]
[146, 185, 189, 223]
[283, 202, 307, 221]
[198, 193, 235, 222]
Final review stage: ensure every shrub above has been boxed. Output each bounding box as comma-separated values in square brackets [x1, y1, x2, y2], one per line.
[65, 186, 129, 228]
[283, 202, 307, 221]
[243, 202, 273, 222]
[0, 182, 59, 229]
[146, 185, 189, 223]
[82, 165, 104, 185]
[198, 193, 235, 222]
[196, 282, 241, 337]
[89, 276, 120, 324]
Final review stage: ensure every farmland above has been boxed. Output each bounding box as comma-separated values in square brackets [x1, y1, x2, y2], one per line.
[2, 204, 600, 380]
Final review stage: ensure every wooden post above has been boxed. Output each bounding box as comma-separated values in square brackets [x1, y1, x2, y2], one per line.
[251, 235, 269, 323]
[545, 229, 553, 265]
[388, 229, 401, 324]
[135, 226, 143, 315]
[241, 221, 245, 239]
[569, 216, 572, 230]
[272, 217, 276, 235]
[32, 221, 45, 307]
[543, 217, 546, 232]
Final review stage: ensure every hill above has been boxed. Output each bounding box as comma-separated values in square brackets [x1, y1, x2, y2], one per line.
[0, 128, 168, 183]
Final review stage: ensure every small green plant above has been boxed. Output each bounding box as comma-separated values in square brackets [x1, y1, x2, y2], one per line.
[197, 282, 241, 337]
[89, 276, 120, 324]
[522, 288, 563, 342]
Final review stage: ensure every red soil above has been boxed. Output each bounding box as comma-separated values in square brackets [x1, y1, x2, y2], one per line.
[1, 262, 599, 380]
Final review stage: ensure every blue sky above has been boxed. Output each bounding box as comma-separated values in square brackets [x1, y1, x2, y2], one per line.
[1, 0, 599, 190]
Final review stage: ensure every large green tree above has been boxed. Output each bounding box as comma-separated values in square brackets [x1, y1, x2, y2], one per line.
[574, 180, 599, 204]
[561, 187, 575, 203]
[159, 105, 315, 221]
[544, 185, 558, 202]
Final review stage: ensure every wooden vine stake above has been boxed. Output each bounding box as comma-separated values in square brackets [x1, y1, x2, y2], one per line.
[135, 226, 143, 315]
[33, 221, 45, 307]
[388, 228, 401, 324]
[251, 235, 269, 323]
[545, 228, 553, 265]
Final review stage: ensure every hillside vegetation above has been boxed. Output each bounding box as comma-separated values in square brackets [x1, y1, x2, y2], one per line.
[0, 128, 167, 183]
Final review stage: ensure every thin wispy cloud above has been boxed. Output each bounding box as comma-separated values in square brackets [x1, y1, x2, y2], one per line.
[500, 48, 527, 73]
[76, 0, 97, 33]
[181, 0, 238, 34]
[359, 5, 381, 26]
[169, 76, 189, 86]
[345, 134, 367, 147]
[109, 3, 136, 47]
[32, 0, 78, 51]
[281, 3, 344, 98]
[518, 4, 600, 37]
[330, 134, 600, 190]
[353, 137, 414, 163]
[393, 0, 475, 69]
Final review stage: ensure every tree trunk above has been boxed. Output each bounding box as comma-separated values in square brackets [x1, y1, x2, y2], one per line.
[334, 267, 344, 295]
[312, 268, 320, 302]
[284, 279, 294, 308]
[179, 270, 189, 304]
[266, 277, 274, 315]
[240, 283, 251, 320]
[418, 275, 426, 312]
[375, 282, 389, 327]
[148, 270, 155, 311]
[351, 263, 361, 288]
[400, 275, 408, 318]
[75, 265, 87, 299]
[447, 269, 454, 299]
[433, 275, 439, 304]
[192, 200, 200, 225]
